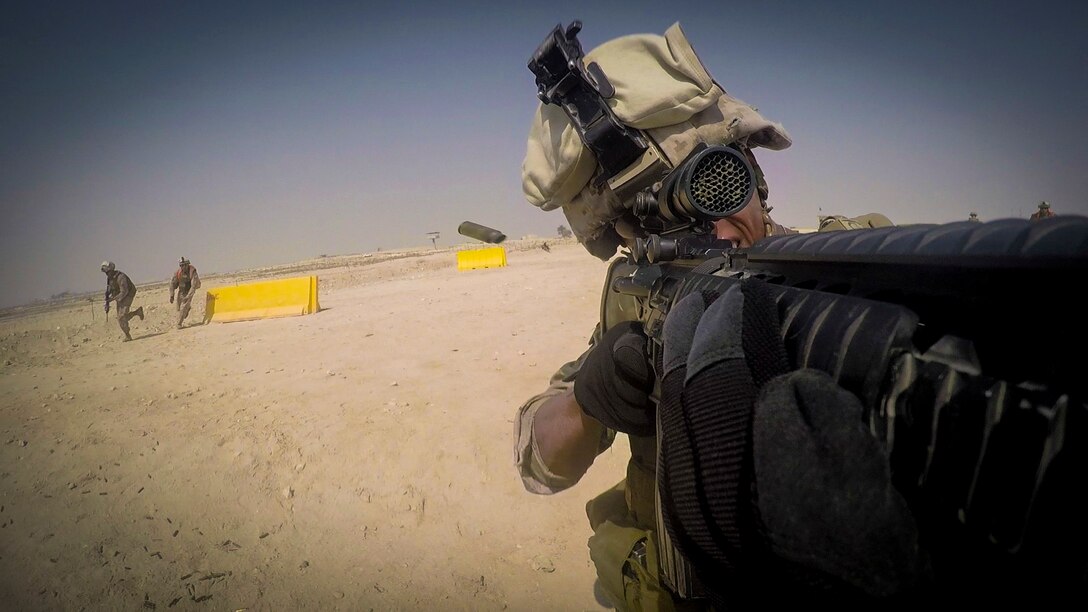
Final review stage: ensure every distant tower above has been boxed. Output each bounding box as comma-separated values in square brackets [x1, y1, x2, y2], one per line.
[427, 232, 440, 249]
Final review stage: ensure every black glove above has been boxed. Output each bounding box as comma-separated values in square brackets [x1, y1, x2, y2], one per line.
[658, 280, 926, 604]
[573, 321, 656, 436]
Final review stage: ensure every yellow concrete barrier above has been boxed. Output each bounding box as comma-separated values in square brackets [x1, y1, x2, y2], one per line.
[204, 276, 320, 323]
[456, 247, 507, 271]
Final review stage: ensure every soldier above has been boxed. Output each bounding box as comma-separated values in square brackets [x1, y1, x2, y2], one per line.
[101, 261, 144, 341]
[968, 212, 981, 223]
[1030, 201, 1055, 221]
[515, 22, 917, 610]
[169, 257, 201, 329]
[819, 212, 895, 231]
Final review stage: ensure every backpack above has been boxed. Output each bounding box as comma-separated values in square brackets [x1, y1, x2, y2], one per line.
[818, 213, 894, 231]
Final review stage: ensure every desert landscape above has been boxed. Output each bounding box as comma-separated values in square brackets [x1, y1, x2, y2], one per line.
[0, 240, 632, 611]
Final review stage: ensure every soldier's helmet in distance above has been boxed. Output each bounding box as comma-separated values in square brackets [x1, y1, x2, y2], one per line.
[100, 261, 115, 272]
[1039, 201, 1051, 210]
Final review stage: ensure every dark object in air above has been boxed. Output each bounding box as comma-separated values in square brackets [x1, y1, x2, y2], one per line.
[458, 221, 507, 244]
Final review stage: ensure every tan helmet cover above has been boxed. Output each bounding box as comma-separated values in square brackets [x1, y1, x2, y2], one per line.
[818, 213, 895, 232]
[522, 23, 792, 257]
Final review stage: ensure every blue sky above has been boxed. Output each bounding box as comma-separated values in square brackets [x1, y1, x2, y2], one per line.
[2, 0, 1085, 306]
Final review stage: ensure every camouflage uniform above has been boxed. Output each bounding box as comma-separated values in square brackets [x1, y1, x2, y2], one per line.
[106, 270, 142, 340]
[514, 216, 890, 610]
[514, 21, 891, 611]
[513, 276, 672, 610]
[1030, 202, 1055, 221]
[818, 213, 894, 231]
[170, 263, 201, 328]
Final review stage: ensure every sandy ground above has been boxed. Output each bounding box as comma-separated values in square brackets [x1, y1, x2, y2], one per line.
[0, 241, 632, 611]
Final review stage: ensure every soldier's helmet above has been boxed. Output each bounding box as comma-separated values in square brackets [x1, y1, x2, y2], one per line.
[1039, 201, 1050, 210]
[969, 212, 978, 218]
[179, 257, 190, 266]
[523, 22, 791, 259]
[100, 261, 115, 273]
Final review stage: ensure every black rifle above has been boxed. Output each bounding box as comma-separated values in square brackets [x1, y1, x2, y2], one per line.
[526, 18, 1087, 596]
[600, 217, 1088, 596]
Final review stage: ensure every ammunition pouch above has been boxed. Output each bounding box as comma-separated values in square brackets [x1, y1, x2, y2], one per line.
[588, 516, 701, 612]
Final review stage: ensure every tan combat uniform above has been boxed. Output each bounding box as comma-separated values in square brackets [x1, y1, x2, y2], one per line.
[170, 264, 201, 328]
[1030, 209, 1055, 221]
[106, 270, 142, 340]
[515, 22, 892, 610]
[515, 311, 675, 609]
[514, 216, 891, 610]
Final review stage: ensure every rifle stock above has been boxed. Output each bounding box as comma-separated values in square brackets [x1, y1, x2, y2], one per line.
[603, 217, 1088, 596]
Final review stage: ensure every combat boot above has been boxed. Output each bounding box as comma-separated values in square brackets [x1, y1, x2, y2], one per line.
[136, 306, 145, 320]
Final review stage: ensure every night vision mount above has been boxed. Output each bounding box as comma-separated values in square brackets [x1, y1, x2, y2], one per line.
[529, 22, 758, 263]
[528, 21, 648, 181]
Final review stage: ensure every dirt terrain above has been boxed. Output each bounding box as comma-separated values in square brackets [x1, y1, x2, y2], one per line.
[0, 240, 631, 611]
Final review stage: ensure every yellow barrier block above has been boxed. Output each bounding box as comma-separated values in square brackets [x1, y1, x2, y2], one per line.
[204, 276, 320, 323]
[456, 247, 507, 271]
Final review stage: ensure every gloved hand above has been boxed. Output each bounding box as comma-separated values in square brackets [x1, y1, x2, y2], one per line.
[170, 295, 174, 304]
[658, 280, 926, 603]
[573, 321, 656, 436]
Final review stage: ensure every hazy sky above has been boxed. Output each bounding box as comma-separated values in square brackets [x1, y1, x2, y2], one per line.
[2, 0, 1086, 307]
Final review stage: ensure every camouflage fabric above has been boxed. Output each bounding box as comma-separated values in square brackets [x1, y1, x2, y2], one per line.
[107, 270, 136, 305]
[514, 257, 644, 495]
[513, 327, 615, 495]
[171, 264, 199, 297]
[114, 297, 138, 339]
[818, 213, 894, 231]
[522, 23, 791, 256]
[106, 270, 142, 340]
[175, 294, 194, 327]
[170, 264, 201, 327]
[587, 515, 705, 612]
[513, 214, 893, 609]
